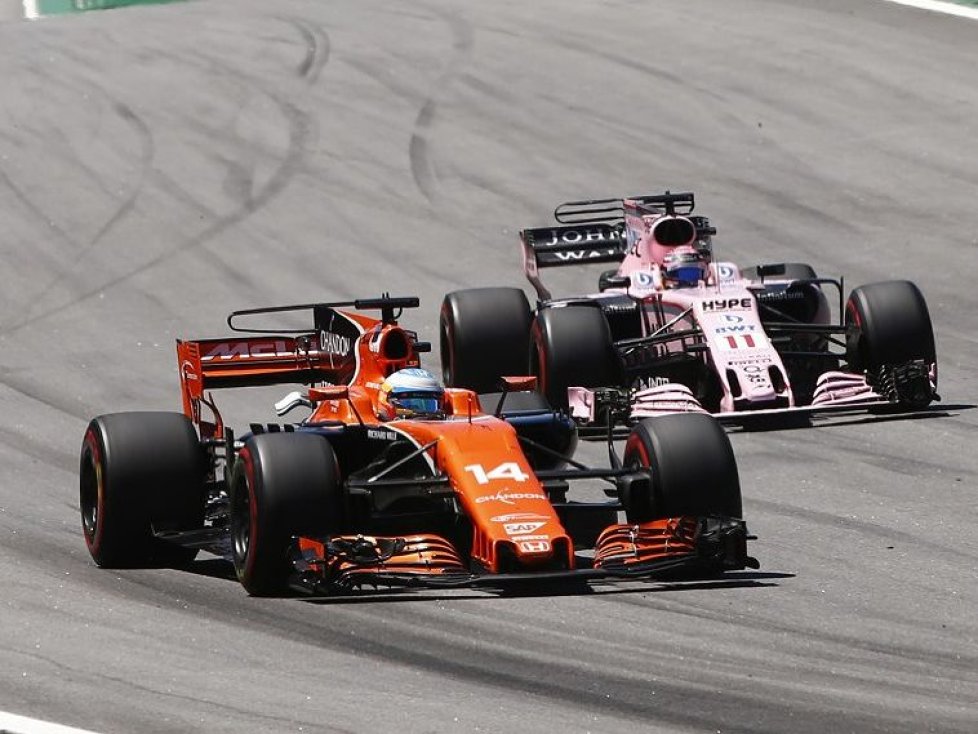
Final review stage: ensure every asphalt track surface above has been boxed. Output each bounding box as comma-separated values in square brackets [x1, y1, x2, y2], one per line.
[0, 1, 976, 732]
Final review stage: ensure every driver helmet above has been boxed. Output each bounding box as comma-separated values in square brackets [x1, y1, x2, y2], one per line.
[378, 368, 445, 420]
[661, 245, 709, 287]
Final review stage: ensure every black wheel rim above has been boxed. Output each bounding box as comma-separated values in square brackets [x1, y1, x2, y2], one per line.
[231, 476, 251, 567]
[80, 449, 100, 542]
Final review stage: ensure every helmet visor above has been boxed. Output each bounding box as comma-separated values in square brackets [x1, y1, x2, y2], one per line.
[668, 264, 705, 285]
[390, 390, 443, 417]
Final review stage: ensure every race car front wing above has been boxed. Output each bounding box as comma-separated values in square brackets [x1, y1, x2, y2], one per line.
[290, 516, 756, 594]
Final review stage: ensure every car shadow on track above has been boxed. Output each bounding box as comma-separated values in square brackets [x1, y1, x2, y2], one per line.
[182, 557, 238, 582]
[806, 403, 973, 430]
[297, 570, 795, 605]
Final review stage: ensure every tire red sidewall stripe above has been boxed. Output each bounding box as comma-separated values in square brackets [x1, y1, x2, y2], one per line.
[82, 428, 105, 555]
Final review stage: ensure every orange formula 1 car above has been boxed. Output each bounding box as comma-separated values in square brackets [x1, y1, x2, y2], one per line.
[79, 296, 756, 596]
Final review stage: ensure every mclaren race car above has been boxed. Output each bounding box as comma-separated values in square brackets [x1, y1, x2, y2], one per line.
[79, 296, 754, 596]
[440, 192, 938, 429]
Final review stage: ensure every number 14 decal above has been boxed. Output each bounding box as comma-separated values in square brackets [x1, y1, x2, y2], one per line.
[463, 462, 529, 485]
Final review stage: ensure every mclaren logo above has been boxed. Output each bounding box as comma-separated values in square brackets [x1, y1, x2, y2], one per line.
[201, 341, 294, 361]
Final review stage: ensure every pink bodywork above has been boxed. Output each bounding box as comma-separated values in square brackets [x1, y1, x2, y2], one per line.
[549, 198, 918, 422]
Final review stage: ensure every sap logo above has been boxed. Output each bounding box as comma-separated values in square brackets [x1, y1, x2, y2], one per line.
[491, 513, 548, 523]
[202, 340, 293, 361]
[547, 228, 610, 245]
[701, 298, 752, 311]
[319, 330, 352, 355]
[366, 429, 397, 441]
[518, 540, 551, 553]
[553, 248, 620, 262]
[714, 325, 758, 334]
[503, 522, 546, 535]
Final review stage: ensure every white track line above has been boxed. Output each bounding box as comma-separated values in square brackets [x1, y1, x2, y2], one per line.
[881, 0, 978, 19]
[0, 712, 100, 734]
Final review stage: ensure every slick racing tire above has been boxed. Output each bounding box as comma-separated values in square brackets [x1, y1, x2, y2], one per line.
[531, 305, 620, 410]
[230, 433, 343, 596]
[741, 262, 818, 282]
[621, 414, 742, 523]
[440, 287, 532, 394]
[845, 280, 936, 370]
[80, 412, 205, 568]
[845, 280, 936, 407]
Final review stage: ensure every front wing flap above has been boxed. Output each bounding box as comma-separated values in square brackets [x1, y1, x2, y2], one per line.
[290, 516, 755, 594]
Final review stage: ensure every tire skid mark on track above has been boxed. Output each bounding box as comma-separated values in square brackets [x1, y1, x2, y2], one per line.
[408, 6, 474, 203]
[0, 57, 316, 338]
[281, 15, 331, 84]
[22, 100, 156, 328]
[0, 40, 155, 333]
[0, 374, 90, 423]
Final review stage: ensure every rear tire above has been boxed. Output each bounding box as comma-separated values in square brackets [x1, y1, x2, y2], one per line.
[230, 433, 344, 596]
[530, 306, 620, 410]
[79, 412, 205, 568]
[440, 288, 532, 393]
[621, 414, 742, 523]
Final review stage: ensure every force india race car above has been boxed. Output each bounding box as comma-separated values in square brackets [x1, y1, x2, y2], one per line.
[79, 296, 755, 596]
[440, 192, 938, 429]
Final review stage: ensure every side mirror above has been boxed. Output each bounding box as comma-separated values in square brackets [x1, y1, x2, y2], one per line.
[309, 385, 350, 402]
[494, 375, 539, 416]
[274, 391, 314, 416]
[599, 272, 631, 291]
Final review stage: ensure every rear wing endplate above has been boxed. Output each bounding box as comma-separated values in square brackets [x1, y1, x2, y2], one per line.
[520, 224, 625, 300]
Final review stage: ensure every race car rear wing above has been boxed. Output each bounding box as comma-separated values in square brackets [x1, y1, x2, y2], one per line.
[176, 296, 421, 434]
[522, 192, 717, 300]
[520, 224, 626, 300]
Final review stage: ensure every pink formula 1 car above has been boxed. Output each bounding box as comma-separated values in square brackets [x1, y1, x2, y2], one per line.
[440, 192, 938, 429]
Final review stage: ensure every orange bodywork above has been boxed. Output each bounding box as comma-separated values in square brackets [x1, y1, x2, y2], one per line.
[174, 301, 749, 587]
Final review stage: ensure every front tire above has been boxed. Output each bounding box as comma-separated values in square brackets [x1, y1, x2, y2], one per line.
[845, 280, 936, 407]
[230, 433, 344, 596]
[530, 305, 620, 410]
[79, 412, 205, 568]
[440, 287, 532, 393]
[621, 414, 742, 523]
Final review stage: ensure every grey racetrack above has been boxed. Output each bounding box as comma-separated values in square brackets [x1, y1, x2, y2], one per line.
[1, 1, 976, 732]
